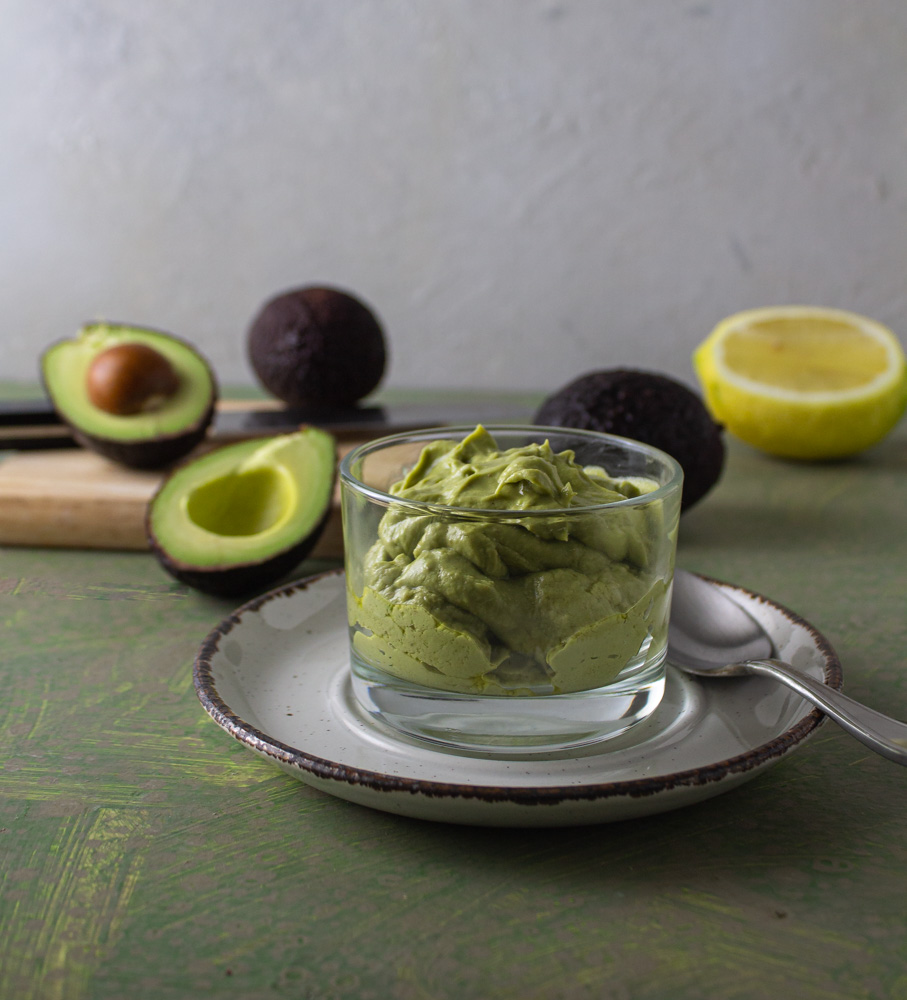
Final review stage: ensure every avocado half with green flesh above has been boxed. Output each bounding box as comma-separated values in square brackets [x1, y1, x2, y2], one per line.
[41, 323, 217, 469]
[146, 428, 336, 597]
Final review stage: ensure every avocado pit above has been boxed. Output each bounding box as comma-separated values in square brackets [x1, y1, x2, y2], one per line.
[86, 342, 181, 416]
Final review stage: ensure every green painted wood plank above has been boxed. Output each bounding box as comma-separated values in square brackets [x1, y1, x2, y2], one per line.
[1, 406, 905, 999]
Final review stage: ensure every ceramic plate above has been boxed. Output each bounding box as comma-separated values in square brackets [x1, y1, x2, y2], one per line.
[194, 570, 842, 827]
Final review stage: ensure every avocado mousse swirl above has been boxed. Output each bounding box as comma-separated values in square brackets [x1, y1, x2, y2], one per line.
[349, 426, 671, 695]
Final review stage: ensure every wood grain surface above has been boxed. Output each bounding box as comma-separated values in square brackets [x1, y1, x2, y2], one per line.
[0, 442, 363, 557]
[2, 406, 906, 1000]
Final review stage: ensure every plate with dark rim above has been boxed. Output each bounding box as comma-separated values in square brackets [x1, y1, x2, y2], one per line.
[193, 569, 842, 827]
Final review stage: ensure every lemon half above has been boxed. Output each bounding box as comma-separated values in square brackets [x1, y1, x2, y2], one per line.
[693, 306, 907, 459]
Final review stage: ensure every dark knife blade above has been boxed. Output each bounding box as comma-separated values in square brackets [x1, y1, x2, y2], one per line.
[0, 397, 537, 450]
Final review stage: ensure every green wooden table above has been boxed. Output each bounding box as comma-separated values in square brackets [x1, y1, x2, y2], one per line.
[2, 394, 905, 1000]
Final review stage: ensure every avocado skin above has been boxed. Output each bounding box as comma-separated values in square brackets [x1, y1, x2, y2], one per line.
[146, 504, 332, 597]
[534, 369, 725, 510]
[66, 402, 216, 470]
[247, 286, 386, 407]
[41, 324, 218, 470]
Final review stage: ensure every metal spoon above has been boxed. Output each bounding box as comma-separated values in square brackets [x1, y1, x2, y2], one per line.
[668, 570, 907, 765]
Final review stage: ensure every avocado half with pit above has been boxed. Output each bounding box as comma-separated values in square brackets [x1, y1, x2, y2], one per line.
[146, 427, 336, 597]
[41, 323, 217, 469]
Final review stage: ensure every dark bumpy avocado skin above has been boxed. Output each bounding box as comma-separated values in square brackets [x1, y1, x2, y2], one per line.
[147, 505, 332, 597]
[534, 369, 725, 510]
[247, 286, 386, 407]
[67, 404, 216, 471]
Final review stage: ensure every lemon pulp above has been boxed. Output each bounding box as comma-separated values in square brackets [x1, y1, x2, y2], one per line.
[721, 318, 891, 393]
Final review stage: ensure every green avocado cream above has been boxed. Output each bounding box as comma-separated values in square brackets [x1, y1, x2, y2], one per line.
[348, 426, 671, 695]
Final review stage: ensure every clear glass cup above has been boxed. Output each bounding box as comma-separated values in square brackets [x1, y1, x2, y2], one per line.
[339, 425, 683, 754]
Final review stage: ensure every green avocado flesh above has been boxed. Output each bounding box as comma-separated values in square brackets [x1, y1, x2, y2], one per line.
[149, 429, 335, 571]
[348, 426, 674, 696]
[42, 324, 214, 442]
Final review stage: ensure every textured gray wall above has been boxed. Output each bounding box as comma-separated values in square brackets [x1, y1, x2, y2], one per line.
[2, 0, 906, 395]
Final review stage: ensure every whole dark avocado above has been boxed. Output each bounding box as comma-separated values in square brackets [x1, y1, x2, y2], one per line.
[534, 369, 725, 509]
[41, 323, 217, 470]
[247, 286, 386, 408]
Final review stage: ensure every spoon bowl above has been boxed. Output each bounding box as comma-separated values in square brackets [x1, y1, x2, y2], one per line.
[668, 570, 907, 765]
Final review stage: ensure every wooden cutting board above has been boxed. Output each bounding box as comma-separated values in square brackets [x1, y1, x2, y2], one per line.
[0, 443, 361, 559]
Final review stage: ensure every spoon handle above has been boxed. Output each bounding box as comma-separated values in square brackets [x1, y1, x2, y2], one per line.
[745, 659, 907, 765]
